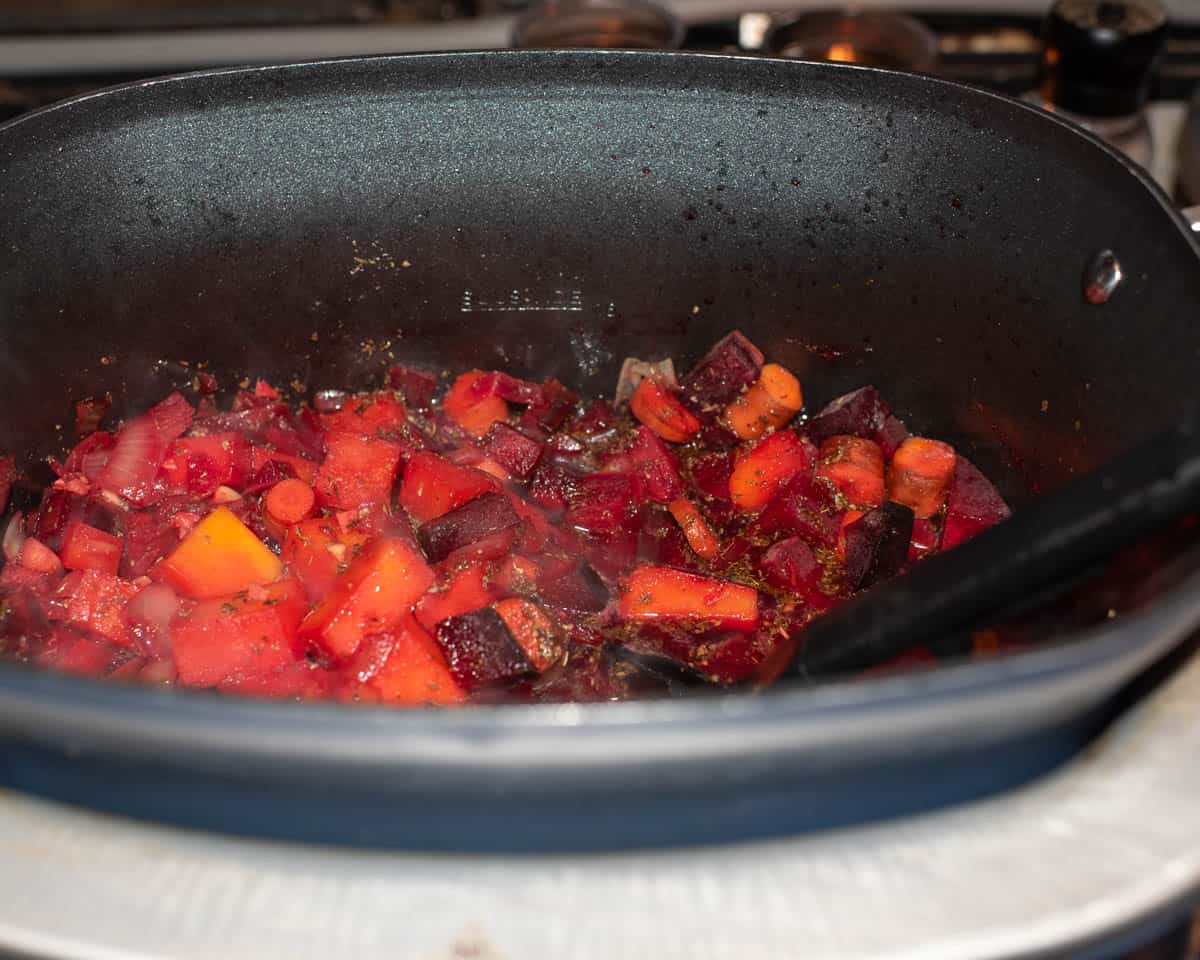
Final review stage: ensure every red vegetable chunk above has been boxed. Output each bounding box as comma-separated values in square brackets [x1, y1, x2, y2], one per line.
[173, 579, 308, 687]
[298, 537, 435, 661]
[729, 430, 814, 512]
[537, 559, 610, 613]
[47, 570, 139, 648]
[757, 537, 822, 595]
[367, 618, 467, 705]
[844, 501, 914, 590]
[494, 597, 563, 672]
[681, 330, 765, 407]
[399, 451, 497, 522]
[564, 473, 641, 536]
[314, 434, 402, 510]
[483, 422, 544, 479]
[803, 386, 889, 446]
[388, 365, 439, 410]
[59, 521, 123, 575]
[630, 378, 701, 443]
[816, 435, 885, 508]
[888, 437, 957, 519]
[618, 565, 760, 631]
[435, 606, 534, 690]
[942, 457, 1012, 550]
[413, 561, 494, 632]
[418, 492, 522, 564]
[605, 426, 684, 503]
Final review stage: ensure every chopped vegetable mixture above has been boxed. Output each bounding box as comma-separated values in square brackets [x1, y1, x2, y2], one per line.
[0, 331, 1011, 704]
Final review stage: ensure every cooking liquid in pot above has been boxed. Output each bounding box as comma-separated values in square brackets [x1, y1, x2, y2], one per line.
[0, 330, 1009, 704]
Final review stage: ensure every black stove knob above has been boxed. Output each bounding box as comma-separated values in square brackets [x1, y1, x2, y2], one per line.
[1038, 0, 1167, 117]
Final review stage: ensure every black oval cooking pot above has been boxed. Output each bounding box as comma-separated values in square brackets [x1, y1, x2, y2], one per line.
[0, 51, 1198, 852]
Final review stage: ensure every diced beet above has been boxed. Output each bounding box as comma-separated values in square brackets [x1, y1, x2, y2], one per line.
[844, 501, 914, 590]
[526, 459, 579, 512]
[680, 330, 765, 407]
[564, 473, 642, 536]
[388, 364, 439, 410]
[876, 413, 911, 458]
[521, 379, 577, 432]
[942, 457, 1011, 550]
[690, 452, 733, 502]
[637, 507, 694, 569]
[757, 537, 822, 594]
[537, 559, 610, 613]
[712, 534, 753, 570]
[697, 420, 741, 451]
[627, 426, 684, 503]
[472, 371, 543, 406]
[602, 426, 684, 504]
[699, 631, 774, 685]
[418, 492, 522, 563]
[571, 399, 615, 436]
[435, 606, 533, 690]
[194, 371, 218, 395]
[803, 386, 890, 446]
[483, 422, 544, 479]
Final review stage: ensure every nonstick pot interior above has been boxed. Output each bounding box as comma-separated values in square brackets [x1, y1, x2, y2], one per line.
[0, 52, 1198, 848]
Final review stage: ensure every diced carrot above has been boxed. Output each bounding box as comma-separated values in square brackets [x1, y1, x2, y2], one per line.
[156, 506, 282, 600]
[816, 435, 885, 508]
[493, 597, 562, 672]
[667, 498, 721, 560]
[729, 429, 813, 512]
[617, 564, 760, 631]
[724, 363, 803, 440]
[20, 536, 65, 575]
[443, 370, 509, 438]
[368, 617, 467, 706]
[298, 537, 435, 661]
[265, 478, 316, 528]
[173, 579, 308, 687]
[630, 378, 700, 443]
[414, 561, 494, 632]
[398, 451, 497, 523]
[887, 437, 957, 519]
[59, 520, 122, 575]
[836, 509, 866, 562]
